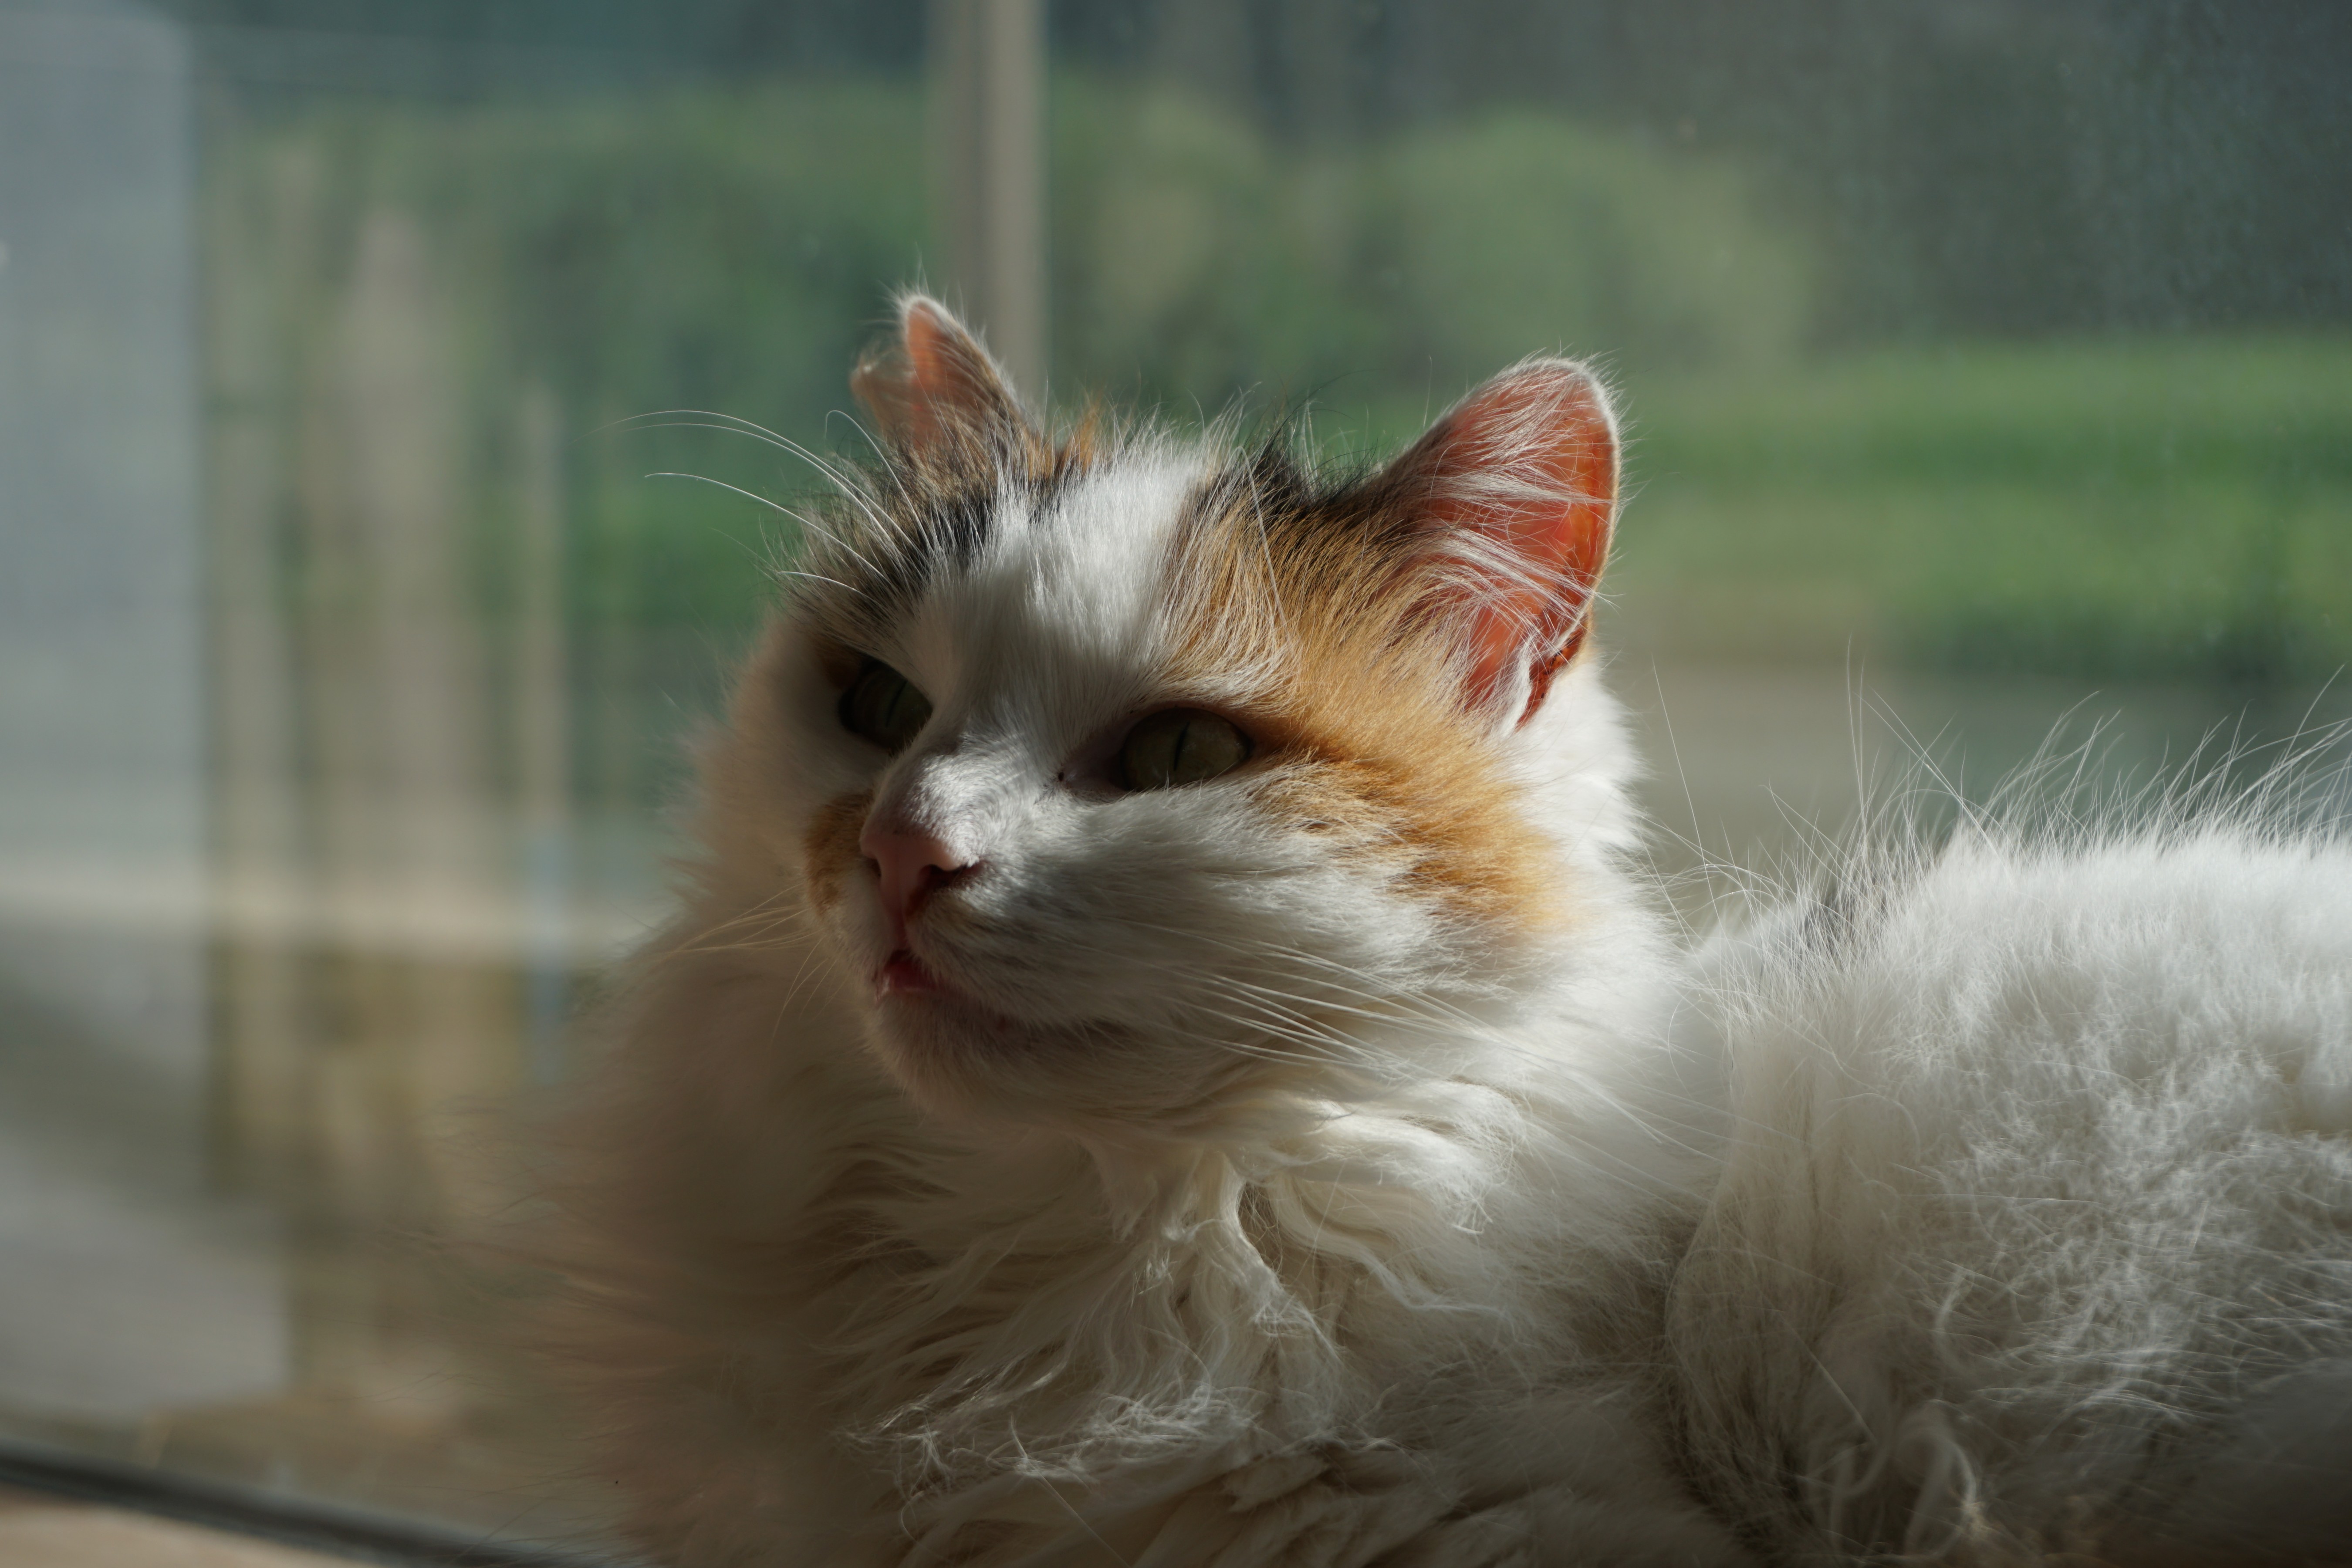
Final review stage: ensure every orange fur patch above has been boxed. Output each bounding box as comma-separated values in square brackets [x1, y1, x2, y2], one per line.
[1260, 730, 1559, 930]
[1165, 470, 1568, 934]
[803, 790, 873, 912]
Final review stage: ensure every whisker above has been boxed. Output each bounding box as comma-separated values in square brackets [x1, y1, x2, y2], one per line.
[612, 411, 905, 541]
[644, 470, 889, 578]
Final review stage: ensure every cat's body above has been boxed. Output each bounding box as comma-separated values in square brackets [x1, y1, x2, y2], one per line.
[534, 298, 2352, 1565]
[1680, 827, 2352, 1563]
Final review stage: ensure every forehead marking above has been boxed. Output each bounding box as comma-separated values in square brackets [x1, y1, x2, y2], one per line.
[912, 457, 1213, 713]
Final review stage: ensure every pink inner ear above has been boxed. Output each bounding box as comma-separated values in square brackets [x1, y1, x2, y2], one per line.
[852, 297, 1021, 453]
[1403, 365, 1617, 723]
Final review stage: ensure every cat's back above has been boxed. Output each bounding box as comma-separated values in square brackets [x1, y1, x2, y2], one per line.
[1706, 821, 2352, 1112]
[1673, 820, 2352, 1563]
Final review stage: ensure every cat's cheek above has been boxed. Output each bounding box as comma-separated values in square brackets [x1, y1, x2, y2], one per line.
[801, 787, 873, 916]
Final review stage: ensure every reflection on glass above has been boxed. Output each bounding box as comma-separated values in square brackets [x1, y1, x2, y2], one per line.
[0, 0, 261, 1443]
[0, 0, 2342, 1553]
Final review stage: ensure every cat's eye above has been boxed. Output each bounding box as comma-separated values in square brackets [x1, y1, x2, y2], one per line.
[1117, 708, 1252, 791]
[838, 661, 933, 752]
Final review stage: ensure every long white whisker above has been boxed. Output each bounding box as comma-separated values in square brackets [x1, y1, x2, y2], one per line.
[781, 568, 863, 595]
[644, 471, 889, 578]
[613, 410, 904, 541]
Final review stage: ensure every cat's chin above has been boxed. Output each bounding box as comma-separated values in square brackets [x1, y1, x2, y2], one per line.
[864, 992, 1089, 1121]
[872, 982, 1030, 1039]
[859, 968, 1189, 1126]
[863, 953, 1049, 1064]
[869, 949, 1034, 1032]
[854, 946, 1283, 1129]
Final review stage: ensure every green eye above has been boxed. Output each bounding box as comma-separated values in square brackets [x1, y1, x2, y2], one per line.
[1117, 708, 1253, 791]
[838, 661, 933, 752]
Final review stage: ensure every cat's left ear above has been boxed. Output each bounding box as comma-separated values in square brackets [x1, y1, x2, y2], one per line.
[851, 294, 1031, 460]
[1382, 360, 1618, 727]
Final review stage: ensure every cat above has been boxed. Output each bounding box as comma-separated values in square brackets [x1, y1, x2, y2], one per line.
[528, 294, 2352, 1567]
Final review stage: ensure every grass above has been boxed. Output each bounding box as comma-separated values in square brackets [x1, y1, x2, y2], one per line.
[1567, 335, 2352, 678]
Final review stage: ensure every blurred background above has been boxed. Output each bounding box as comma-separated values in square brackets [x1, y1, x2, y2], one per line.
[0, 0, 2345, 1554]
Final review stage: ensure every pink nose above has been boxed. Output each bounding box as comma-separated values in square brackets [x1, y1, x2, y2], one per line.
[858, 817, 975, 943]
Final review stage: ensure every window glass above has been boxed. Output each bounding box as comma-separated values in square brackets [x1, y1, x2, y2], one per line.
[0, 0, 2343, 1553]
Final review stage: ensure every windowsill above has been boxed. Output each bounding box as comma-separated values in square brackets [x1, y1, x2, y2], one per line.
[0, 1485, 350, 1567]
[0, 1441, 615, 1568]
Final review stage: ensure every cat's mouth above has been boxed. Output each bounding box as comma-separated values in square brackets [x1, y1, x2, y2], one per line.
[876, 948, 955, 999]
[865, 926, 1095, 1042]
[865, 945, 1058, 1091]
[874, 948, 1021, 1025]
[868, 944, 1049, 1068]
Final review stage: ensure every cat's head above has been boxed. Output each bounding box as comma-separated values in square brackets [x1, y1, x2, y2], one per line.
[706, 296, 1643, 1135]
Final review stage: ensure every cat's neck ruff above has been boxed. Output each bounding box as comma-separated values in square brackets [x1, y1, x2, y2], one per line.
[773, 956, 1694, 1504]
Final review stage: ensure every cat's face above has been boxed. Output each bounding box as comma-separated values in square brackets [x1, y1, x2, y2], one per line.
[726, 299, 1622, 1132]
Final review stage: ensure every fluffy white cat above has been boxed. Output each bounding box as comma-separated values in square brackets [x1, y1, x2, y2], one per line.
[531, 296, 2352, 1566]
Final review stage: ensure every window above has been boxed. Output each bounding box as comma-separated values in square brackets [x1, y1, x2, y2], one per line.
[0, 0, 2343, 1555]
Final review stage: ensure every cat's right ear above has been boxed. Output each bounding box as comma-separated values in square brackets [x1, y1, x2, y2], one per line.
[1377, 359, 1619, 728]
[852, 294, 1029, 460]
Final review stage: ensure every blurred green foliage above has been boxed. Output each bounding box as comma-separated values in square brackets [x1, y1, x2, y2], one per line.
[1610, 337, 2352, 681]
[208, 75, 2352, 703]
[1051, 88, 1809, 407]
[267, 80, 931, 639]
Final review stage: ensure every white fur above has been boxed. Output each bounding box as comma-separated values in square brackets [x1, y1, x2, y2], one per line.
[1673, 807, 2352, 1561]
[545, 418, 2352, 1567]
